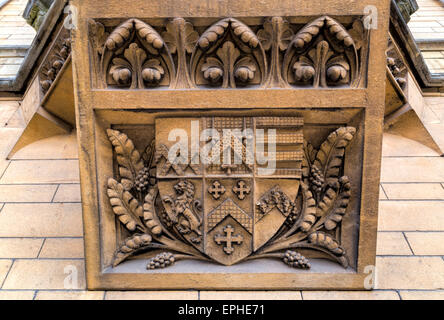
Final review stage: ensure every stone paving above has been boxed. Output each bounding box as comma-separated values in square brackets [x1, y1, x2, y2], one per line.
[0, 102, 442, 300]
[409, 0, 444, 74]
[0, 0, 36, 78]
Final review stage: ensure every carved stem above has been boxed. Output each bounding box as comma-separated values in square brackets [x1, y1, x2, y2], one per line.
[172, 18, 194, 89]
[267, 17, 285, 88]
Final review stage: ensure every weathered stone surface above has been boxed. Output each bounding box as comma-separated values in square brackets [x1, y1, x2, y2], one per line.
[35, 291, 104, 300]
[376, 232, 412, 255]
[0, 238, 43, 258]
[376, 257, 444, 290]
[72, 0, 390, 290]
[39, 238, 84, 258]
[105, 291, 198, 300]
[0, 203, 83, 237]
[0, 184, 57, 203]
[0, 160, 80, 184]
[382, 183, 444, 200]
[2, 260, 86, 290]
[200, 291, 302, 300]
[302, 290, 399, 300]
[399, 290, 444, 300]
[381, 158, 444, 182]
[53, 184, 81, 203]
[379, 201, 444, 231]
[404, 232, 444, 255]
[0, 291, 35, 300]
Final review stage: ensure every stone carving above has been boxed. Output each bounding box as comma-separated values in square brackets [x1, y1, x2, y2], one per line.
[89, 16, 368, 89]
[233, 180, 251, 200]
[191, 18, 267, 88]
[40, 27, 71, 94]
[208, 180, 226, 200]
[214, 225, 244, 255]
[386, 38, 407, 89]
[283, 17, 365, 88]
[106, 117, 356, 269]
[99, 19, 175, 89]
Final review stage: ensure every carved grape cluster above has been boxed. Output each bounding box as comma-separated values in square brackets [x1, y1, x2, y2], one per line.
[310, 164, 325, 195]
[147, 252, 176, 270]
[283, 250, 311, 269]
[135, 167, 156, 192]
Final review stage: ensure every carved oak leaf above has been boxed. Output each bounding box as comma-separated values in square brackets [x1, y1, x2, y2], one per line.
[113, 233, 152, 267]
[308, 232, 345, 256]
[313, 127, 356, 186]
[124, 43, 147, 89]
[162, 18, 197, 89]
[107, 178, 145, 232]
[107, 129, 144, 191]
[163, 19, 199, 54]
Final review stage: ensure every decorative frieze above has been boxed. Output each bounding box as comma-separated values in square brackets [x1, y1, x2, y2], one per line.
[89, 16, 368, 90]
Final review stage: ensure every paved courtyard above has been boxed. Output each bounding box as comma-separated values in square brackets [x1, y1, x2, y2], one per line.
[0, 100, 442, 300]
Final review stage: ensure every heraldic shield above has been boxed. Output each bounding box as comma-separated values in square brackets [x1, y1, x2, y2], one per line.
[155, 117, 303, 266]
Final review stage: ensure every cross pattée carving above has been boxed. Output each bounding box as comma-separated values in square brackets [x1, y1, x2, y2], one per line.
[214, 225, 243, 255]
[208, 180, 226, 200]
[233, 180, 251, 200]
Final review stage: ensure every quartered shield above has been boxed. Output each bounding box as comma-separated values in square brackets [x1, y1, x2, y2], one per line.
[155, 116, 303, 266]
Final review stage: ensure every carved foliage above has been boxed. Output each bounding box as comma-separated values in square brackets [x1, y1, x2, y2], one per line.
[40, 27, 72, 93]
[100, 19, 175, 89]
[106, 123, 356, 270]
[190, 18, 267, 88]
[283, 16, 365, 88]
[90, 16, 368, 89]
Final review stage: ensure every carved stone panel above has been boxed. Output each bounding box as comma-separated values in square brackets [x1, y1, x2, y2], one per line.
[72, 0, 390, 291]
[88, 15, 369, 90]
[105, 117, 355, 269]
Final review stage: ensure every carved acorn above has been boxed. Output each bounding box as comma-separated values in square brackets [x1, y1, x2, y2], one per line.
[326, 56, 350, 84]
[234, 57, 257, 83]
[202, 57, 224, 83]
[293, 59, 315, 82]
[112, 67, 132, 85]
[141, 59, 165, 84]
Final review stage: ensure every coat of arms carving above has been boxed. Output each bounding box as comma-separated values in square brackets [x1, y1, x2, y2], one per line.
[107, 116, 356, 269]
